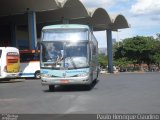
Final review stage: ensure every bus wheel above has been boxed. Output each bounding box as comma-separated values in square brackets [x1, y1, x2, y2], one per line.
[35, 71, 41, 79]
[49, 85, 55, 91]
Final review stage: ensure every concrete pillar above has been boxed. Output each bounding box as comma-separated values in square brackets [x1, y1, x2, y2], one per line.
[28, 11, 37, 50]
[106, 29, 113, 73]
[11, 24, 17, 47]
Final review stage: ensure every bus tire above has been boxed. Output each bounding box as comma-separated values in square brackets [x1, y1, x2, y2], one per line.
[85, 83, 92, 90]
[35, 71, 41, 79]
[49, 85, 55, 91]
[85, 73, 93, 90]
[95, 71, 99, 81]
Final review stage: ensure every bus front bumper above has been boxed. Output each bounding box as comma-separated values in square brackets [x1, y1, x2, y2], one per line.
[0, 73, 19, 79]
[41, 76, 91, 85]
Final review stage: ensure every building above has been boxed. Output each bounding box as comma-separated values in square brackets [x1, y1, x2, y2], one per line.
[0, 0, 130, 73]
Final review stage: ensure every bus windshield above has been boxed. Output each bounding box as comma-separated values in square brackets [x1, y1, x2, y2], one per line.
[42, 29, 88, 41]
[41, 41, 89, 69]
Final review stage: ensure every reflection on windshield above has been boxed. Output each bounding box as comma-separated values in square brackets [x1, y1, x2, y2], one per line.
[43, 29, 88, 41]
[65, 57, 88, 68]
[65, 43, 88, 68]
[41, 42, 89, 69]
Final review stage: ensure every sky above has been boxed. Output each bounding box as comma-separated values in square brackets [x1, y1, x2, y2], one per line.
[79, 0, 160, 48]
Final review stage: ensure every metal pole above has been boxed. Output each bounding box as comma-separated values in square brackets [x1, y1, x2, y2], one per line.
[28, 11, 37, 50]
[107, 29, 113, 73]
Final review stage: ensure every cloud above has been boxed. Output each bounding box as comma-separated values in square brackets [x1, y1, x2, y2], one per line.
[79, 0, 160, 45]
[151, 15, 160, 22]
[131, 0, 160, 15]
[130, 0, 160, 24]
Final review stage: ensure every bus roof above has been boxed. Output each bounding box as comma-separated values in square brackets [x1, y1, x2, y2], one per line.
[0, 47, 18, 50]
[0, 47, 19, 52]
[42, 24, 90, 30]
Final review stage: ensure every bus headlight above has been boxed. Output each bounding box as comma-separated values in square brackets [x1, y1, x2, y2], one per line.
[41, 74, 51, 78]
[78, 73, 88, 77]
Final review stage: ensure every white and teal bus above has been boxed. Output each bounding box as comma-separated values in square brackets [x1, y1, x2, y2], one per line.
[40, 24, 99, 91]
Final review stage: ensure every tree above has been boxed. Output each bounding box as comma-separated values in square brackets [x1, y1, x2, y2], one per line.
[113, 57, 133, 71]
[156, 33, 160, 40]
[123, 36, 155, 65]
[98, 54, 108, 68]
[152, 40, 160, 69]
[113, 36, 160, 71]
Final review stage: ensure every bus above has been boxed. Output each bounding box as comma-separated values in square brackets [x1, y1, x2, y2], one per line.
[40, 24, 99, 91]
[0, 47, 20, 79]
[19, 50, 40, 79]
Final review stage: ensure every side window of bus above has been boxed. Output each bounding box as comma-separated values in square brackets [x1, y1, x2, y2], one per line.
[93, 45, 96, 55]
[92, 34, 98, 55]
[20, 52, 40, 62]
[20, 54, 33, 62]
[91, 43, 96, 55]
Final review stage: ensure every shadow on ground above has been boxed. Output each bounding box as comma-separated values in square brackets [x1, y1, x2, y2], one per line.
[0, 78, 25, 84]
[43, 80, 99, 92]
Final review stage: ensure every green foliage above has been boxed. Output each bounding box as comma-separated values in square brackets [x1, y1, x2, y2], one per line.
[113, 57, 132, 67]
[113, 35, 160, 68]
[156, 33, 160, 40]
[98, 54, 108, 68]
[152, 40, 160, 64]
[153, 53, 160, 64]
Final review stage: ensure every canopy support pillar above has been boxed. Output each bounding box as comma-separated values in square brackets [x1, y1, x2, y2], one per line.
[106, 29, 113, 73]
[28, 11, 37, 50]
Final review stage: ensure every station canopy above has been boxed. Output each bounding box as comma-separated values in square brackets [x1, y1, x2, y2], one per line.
[0, 0, 130, 31]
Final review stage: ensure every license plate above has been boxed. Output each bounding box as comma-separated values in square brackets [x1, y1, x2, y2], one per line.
[60, 80, 69, 84]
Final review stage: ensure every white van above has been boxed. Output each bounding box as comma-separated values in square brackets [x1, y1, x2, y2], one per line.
[19, 50, 40, 79]
[0, 47, 20, 79]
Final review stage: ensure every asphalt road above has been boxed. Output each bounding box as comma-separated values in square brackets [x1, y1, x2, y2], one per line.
[0, 72, 160, 114]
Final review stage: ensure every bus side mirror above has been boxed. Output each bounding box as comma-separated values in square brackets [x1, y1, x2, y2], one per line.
[35, 41, 41, 56]
[36, 41, 41, 50]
